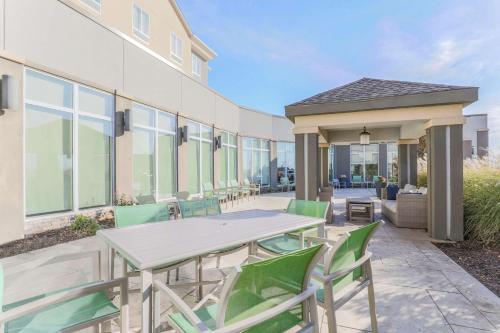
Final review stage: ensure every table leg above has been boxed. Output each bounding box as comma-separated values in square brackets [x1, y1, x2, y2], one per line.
[141, 269, 153, 333]
[196, 256, 203, 302]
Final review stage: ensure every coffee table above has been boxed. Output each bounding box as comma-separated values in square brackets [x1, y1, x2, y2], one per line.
[346, 197, 374, 222]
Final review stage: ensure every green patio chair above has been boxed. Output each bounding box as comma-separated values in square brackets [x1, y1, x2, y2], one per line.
[314, 221, 382, 333]
[154, 245, 328, 333]
[243, 179, 260, 198]
[203, 182, 229, 208]
[114, 202, 170, 228]
[257, 199, 330, 255]
[113, 203, 191, 284]
[0, 252, 128, 333]
[278, 176, 290, 192]
[230, 179, 249, 202]
[351, 175, 365, 188]
[178, 198, 221, 218]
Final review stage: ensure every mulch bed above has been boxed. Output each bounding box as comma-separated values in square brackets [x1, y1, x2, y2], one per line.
[0, 220, 115, 259]
[435, 241, 500, 297]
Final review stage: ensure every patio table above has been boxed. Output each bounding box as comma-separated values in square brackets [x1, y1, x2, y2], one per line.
[97, 209, 325, 333]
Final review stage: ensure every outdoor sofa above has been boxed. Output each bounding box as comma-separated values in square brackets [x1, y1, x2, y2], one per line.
[382, 187, 427, 229]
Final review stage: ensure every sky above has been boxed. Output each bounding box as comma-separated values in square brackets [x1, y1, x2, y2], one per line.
[178, 0, 500, 149]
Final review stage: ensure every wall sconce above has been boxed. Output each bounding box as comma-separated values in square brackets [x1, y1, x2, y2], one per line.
[178, 125, 189, 144]
[0, 75, 19, 115]
[123, 109, 133, 132]
[214, 135, 222, 150]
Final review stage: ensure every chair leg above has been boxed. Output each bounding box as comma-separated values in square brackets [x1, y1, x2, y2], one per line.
[176, 267, 180, 281]
[324, 287, 338, 333]
[216, 256, 221, 268]
[166, 270, 170, 284]
[308, 294, 320, 333]
[366, 262, 378, 333]
[196, 256, 203, 301]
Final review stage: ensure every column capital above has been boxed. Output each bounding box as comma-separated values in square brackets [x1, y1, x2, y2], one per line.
[425, 117, 465, 129]
[397, 139, 419, 145]
[319, 143, 330, 148]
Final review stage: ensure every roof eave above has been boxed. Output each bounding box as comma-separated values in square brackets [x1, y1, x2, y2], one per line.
[285, 87, 478, 122]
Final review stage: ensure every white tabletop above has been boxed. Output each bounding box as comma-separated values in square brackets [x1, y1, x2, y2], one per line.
[97, 209, 325, 270]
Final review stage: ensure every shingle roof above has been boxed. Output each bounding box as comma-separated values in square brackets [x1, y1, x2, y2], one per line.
[288, 78, 475, 107]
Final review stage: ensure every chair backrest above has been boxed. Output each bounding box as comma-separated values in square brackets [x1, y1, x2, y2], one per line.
[229, 179, 239, 188]
[286, 199, 330, 220]
[202, 182, 214, 193]
[175, 191, 190, 201]
[243, 179, 250, 186]
[218, 180, 227, 189]
[178, 198, 221, 218]
[352, 175, 363, 182]
[325, 221, 381, 293]
[135, 194, 156, 205]
[280, 176, 289, 185]
[372, 176, 381, 183]
[114, 203, 170, 228]
[217, 245, 326, 331]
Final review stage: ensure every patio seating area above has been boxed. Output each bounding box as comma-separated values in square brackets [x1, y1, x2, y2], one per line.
[1, 189, 499, 333]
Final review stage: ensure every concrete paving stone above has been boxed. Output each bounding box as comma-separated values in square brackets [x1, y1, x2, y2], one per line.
[450, 325, 497, 332]
[428, 290, 496, 331]
[441, 270, 500, 314]
[481, 311, 500, 331]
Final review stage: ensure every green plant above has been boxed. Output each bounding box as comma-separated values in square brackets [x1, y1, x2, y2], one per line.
[70, 215, 100, 235]
[463, 157, 500, 246]
[115, 193, 135, 206]
[417, 171, 427, 187]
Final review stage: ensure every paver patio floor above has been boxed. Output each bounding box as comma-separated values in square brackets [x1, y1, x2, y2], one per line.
[1, 189, 499, 332]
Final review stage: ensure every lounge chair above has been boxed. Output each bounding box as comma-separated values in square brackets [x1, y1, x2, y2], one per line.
[154, 245, 328, 333]
[202, 182, 229, 208]
[242, 179, 260, 198]
[0, 252, 128, 333]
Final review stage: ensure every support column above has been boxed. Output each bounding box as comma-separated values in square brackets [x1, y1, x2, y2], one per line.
[319, 144, 329, 187]
[397, 140, 418, 187]
[427, 125, 463, 241]
[295, 133, 319, 200]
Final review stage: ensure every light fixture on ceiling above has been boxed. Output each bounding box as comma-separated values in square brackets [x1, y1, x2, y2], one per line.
[360, 126, 370, 145]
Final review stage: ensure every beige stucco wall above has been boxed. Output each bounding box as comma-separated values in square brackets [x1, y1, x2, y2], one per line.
[328, 127, 401, 143]
[65, 0, 209, 83]
[0, 57, 24, 244]
[271, 115, 295, 142]
[239, 107, 274, 139]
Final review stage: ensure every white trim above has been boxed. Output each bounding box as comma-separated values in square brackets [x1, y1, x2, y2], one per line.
[191, 52, 202, 78]
[170, 32, 183, 64]
[407, 145, 410, 184]
[446, 126, 451, 239]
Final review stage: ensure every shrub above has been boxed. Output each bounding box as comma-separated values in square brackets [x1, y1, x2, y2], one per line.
[463, 156, 500, 246]
[70, 215, 100, 235]
[417, 172, 427, 188]
[115, 194, 135, 206]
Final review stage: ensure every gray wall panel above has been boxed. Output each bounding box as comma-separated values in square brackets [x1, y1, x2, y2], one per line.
[335, 145, 350, 185]
[450, 125, 464, 240]
[379, 143, 387, 178]
[477, 130, 489, 158]
[6, 0, 124, 90]
[463, 140, 472, 159]
[295, 134, 305, 199]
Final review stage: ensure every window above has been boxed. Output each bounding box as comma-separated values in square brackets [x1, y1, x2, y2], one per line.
[170, 32, 183, 63]
[133, 103, 176, 201]
[277, 142, 295, 183]
[350, 144, 379, 182]
[81, 0, 101, 12]
[220, 132, 237, 187]
[133, 4, 150, 41]
[192, 53, 202, 78]
[387, 143, 398, 183]
[25, 69, 113, 216]
[242, 138, 270, 186]
[187, 122, 213, 194]
[328, 145, 335, 182]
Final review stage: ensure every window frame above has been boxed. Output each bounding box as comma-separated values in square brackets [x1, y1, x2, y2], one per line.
[80, 0, 101, 13]
[387, 142, 398, 183]
[220, 131, 238, 186]
[170, 32, 183, 64]
[132, 102, 177, 202]
[24, 68, 115, 218]
[187, 121, 213, 194]
[132, 3, 150, 42]
[349, 143, 379, 182]
[191, 52, 202, 78]
[242, 137, 270, 186]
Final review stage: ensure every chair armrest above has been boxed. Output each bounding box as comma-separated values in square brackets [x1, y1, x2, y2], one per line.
[0, 277, 127, 324]
[213, 286, 317, 333]
[153, 280, 210, 332]
[315, 253, 372, 284]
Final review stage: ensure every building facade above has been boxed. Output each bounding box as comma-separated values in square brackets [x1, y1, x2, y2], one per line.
[463, 114, 489, 159]
[0, 0, 294, 244]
